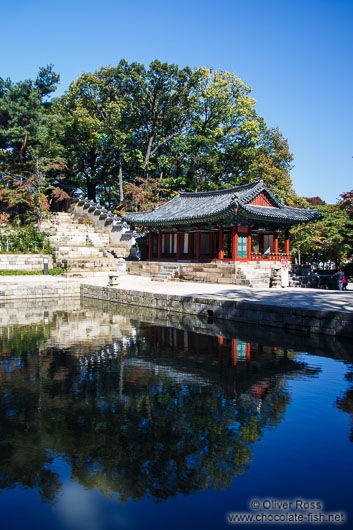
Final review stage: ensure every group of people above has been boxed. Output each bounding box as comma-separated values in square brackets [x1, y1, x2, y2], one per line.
[332, 270, 349, 291]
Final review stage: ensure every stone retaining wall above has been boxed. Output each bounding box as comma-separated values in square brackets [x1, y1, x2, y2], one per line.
[126, 260, 281, 286]
[127, 261, 239, 283]
[81, 284, 353, 338]
[0, 281, 80, 301]
[0, 254, 53, 271]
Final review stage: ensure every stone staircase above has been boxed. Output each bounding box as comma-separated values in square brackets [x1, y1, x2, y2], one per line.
[151, 263, 180, 282]
[40, 212, 117, 272]
[234, 262, 275, 288]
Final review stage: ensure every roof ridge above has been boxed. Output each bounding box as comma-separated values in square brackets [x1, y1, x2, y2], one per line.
[179, 180, 261, 198]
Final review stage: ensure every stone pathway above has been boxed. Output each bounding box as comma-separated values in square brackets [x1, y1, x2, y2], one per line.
[106, 275, 352, 313]
[0, 273, 352, 314]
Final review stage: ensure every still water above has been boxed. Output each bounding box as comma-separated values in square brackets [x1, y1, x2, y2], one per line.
[0, 298, 352, 529]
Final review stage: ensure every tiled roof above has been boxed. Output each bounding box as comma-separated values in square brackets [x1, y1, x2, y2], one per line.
[123, 180, 320, 227]
[238, 203, 321, 223]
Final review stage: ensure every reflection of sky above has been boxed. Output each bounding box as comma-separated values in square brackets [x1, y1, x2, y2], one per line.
[57, 483, 107, 530]
[51, 459, 136, 530]
[56, 482, 136, 530]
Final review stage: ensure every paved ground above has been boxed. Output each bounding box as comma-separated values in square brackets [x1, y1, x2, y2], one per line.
[111, 275, 353, 313]
[1, 273, 352, 314]
[0, 274, 108, 286]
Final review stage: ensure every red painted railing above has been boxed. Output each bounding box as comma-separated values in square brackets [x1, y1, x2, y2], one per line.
[251, 252, 291, 261]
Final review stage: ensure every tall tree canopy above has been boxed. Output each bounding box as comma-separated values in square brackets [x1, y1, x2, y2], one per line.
[0, 65, 67, 222]
[1, 59, 298, 216]
[290, 198, 353, 267]
[55, 60, 296, 209]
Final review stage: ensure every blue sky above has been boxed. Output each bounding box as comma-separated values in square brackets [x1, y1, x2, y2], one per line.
[2, 0, 352, 202]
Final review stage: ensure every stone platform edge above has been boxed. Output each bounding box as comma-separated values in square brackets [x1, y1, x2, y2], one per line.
[0, 282, 81, 301]
[80, 284, 353, 338]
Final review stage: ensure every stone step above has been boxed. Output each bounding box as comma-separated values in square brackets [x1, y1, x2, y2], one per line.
[56, 258, 115, 272]
[49, 239, 110, 248]
[54, 245, 108, 253]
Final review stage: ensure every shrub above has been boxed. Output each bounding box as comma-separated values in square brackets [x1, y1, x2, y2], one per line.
[0, 225, 51, 254]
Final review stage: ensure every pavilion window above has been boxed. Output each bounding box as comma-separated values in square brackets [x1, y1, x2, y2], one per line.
[193, 233, 197, 256]
[236, 340, 248, 360]
[263, 234, 274, 254]
[251, 233, 259, 253]
[237, 235, 248, 258]
[200, 232, 210, 257]
[162, 233, 176, 255]
[180, 233, 189, 255]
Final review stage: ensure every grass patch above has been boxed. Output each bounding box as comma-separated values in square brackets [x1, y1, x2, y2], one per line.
[0, 269, 66, 276]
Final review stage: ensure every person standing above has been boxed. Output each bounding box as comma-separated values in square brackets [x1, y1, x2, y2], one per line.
[332, 270, 344, 290]
[342, 273, 348, 291]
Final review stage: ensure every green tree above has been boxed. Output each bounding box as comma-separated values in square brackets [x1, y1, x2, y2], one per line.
[247, 126, 296, 203]
[291, 202, 353, 266]
[56, 60, 298, 210]
[0, 66, 67, 222]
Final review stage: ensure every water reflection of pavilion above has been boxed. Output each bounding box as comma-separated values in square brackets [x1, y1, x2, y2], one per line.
[0, 300, 330, 506]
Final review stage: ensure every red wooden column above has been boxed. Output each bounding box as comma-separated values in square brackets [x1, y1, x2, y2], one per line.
[196, 231, 201, 261]
[247, 227, 252, 258]
[188, 233, 194, 258]
[218, 227, 224, 260]
[148, 231, 153, 260]
[157, 231, 162, 259]
[284, 229, 290, 254]
[232, 226, 238, 261]
[273, 232, 279, 254]
[231, 339, 237, 366]
[176, 233, 181, 260]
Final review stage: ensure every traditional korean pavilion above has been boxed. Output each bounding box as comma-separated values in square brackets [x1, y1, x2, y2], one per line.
[124, 180, 319, 262]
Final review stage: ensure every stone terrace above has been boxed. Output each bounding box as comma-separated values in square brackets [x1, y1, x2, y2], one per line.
[127, 260, 280, 288]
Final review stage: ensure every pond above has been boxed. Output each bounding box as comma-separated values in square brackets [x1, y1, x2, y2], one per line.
[0, 298, 352, 529]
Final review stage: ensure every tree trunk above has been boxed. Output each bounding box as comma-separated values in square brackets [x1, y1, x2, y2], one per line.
[143, 134, 154, 179]
[118, 163, 124, 202]
[87, 180, 96, 201]
[86, 151, 97, 200]
[19, 135, 27, 162]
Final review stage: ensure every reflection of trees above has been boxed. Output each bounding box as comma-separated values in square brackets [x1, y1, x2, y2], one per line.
[0, 317, 317, 504]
